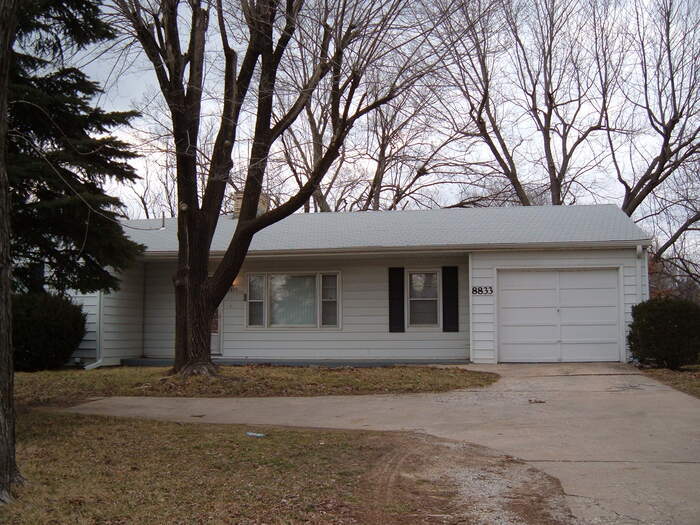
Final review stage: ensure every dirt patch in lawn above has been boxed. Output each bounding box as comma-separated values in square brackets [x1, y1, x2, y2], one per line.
[644, 365, 700, 399]
[358, 434, 575, 525]
[14, 365, 498, 407]
[2, 410, 574, 525]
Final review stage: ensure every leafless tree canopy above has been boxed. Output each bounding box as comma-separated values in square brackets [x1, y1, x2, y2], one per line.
[116, 0, 699, 298]
[429, 0, 699, 279]
[110, 0, 443, 372]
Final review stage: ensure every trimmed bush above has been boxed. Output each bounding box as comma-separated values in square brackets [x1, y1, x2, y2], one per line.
[628, 297, 700, 370]
[13, 293, 86, 371]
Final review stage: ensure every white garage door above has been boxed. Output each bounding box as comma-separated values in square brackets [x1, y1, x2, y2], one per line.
[498, 269, 620, 362]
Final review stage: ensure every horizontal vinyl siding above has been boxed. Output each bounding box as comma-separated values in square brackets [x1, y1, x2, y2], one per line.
[100, 263, 144, 360]
[470, 248, 647, 363]
[143, 262, 176, 357]
[224, 256, 469, 360]
[143, 256, 470, 361]
[70, 292, 100, 362]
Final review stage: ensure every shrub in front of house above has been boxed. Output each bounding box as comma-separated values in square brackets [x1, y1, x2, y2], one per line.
[628, 297, 700, 370]
[12, 293, 86, 371]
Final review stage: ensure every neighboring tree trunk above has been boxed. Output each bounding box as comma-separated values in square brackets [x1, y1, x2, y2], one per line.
[0, 0, 19, 504]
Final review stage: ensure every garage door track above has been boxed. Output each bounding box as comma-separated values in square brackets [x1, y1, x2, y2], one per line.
[66, 363, 700, 525]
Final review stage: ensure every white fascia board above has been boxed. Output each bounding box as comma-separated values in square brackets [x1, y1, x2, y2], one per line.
[138, 239, 653, 261]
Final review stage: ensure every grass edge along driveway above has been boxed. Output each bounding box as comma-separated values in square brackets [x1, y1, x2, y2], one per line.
[643, 365, 700, 399]
[15, 365, 499, 407]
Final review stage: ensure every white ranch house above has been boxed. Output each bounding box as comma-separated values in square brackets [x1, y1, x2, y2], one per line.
[70, 204, 651, 368]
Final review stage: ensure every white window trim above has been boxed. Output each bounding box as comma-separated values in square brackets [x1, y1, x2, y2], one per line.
[319, 273, 341, 329]
[246, 273, 267, 328]
[245, 271, 342, 330]
[405, 268, 442, 330]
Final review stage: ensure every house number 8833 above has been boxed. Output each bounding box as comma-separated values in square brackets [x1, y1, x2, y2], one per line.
[472, 286, 494, 295]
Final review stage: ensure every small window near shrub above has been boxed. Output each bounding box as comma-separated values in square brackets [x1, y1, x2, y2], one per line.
[627, 297, 700, 370]
[12, 293, 86, 372]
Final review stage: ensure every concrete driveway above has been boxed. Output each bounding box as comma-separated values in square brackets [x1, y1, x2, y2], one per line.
[66, 363, 700, 525]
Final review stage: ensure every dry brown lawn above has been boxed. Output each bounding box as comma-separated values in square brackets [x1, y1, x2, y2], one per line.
[1, 410, 393, 524]
[4, 366, 509, 524]
[644, 365, 700, 399]
[1, 409, 572, 525]
[14, 365, 498, 407]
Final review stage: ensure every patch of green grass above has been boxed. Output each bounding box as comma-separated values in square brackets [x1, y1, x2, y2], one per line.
[14, 365, 498, 407]
[644, 365, 700, 399]
[1, 410, 394, 524]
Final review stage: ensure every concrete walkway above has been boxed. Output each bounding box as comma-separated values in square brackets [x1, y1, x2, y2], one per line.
[66, 363, 700, 525]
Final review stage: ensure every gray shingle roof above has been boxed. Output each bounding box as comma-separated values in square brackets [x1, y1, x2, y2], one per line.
[123, 204, 651, 255]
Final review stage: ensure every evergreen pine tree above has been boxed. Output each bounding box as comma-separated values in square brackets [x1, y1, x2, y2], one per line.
[8, 0, 142, 293]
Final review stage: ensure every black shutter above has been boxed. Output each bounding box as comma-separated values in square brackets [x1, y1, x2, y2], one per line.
[388, 267, 405, 332]
[442, 266, 459, 332]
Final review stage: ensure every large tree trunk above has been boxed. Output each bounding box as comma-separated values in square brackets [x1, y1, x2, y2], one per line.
[0, 0, 19, 504]
[171, 206, 218, 376]
[173, 233, 251, 376]
[171, 231, 218, 376]
[172, 270, 216, 376]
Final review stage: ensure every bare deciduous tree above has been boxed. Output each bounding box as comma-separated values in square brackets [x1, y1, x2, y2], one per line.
[434, 0, 624, 207]
[115, 0, 699, 288]
[349, 91, 470, 211]
[127, 91, 251, 219]
[610, 0, 700, 272]
[277, 73, 483, 212]
[642, 162, 700, 282]
[111, 0, 439, 375]
[432, 0, 698, 279]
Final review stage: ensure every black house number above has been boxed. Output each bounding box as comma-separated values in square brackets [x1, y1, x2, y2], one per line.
[472, 286, 494, 295]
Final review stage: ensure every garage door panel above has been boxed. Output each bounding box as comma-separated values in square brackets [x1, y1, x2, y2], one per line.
[559, 288, 618, 308]
[498, 268, 620, 363]
[500, 324, 559, 343]
[559, 270, 618, 288]
[559, 306, 617, 323]
[561, 323, 618, 340]
[499, 270, 557, 290]
[499, 307, 558, 325]
[561, 342, 620, 361]
[500, 289, 557, 308]
[500, 343, 560, 362]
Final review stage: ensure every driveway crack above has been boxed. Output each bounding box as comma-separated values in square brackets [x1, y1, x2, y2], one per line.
[563, 492, 646, 524]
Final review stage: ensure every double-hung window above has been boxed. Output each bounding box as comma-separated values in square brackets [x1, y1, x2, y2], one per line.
[321, 274, 338, 327]
[246, 272, 340, 329]
[407, 270, 440, 327]
[247, 275, 266, 326]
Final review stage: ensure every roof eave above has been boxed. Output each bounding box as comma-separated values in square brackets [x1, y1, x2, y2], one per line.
[138, 238, 653, 260]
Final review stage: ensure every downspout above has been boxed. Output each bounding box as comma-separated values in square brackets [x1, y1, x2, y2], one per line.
[84, 290, 104, 370]
[643, 250, 649, 300]
[636, 245, 644, 304]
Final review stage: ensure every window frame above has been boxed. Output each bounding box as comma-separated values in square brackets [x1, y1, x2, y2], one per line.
[246, 273, 267, 327]
[245, 271, 342, 330]
[267, 273, 318, 329]
[320, 273, 340, 328]
[405, 268, 442, 330]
